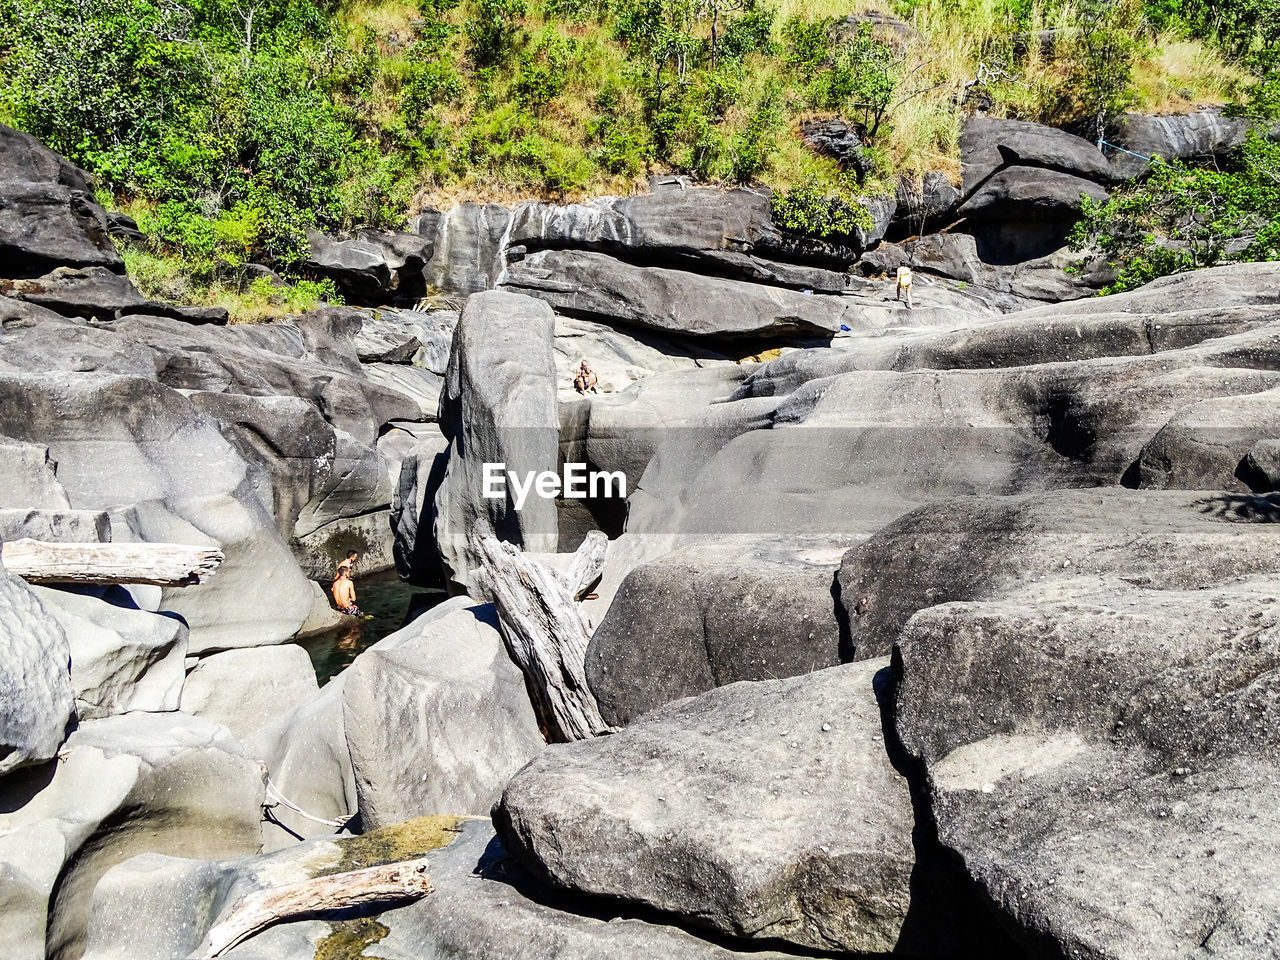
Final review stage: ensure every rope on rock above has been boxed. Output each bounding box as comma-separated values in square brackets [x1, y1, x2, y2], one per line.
[264, 777, 355, 829]
[1097, 139, 1168, 165]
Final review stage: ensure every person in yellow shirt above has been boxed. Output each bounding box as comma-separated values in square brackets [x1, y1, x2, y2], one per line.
[895, 261, 914, 309]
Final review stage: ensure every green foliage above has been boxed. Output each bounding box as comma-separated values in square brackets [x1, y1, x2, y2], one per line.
[465, 0, 528, 66]
[770, 176, 875, 241]
[512, 27, 579, 108]
[810, 23, 901, 139]
[1069, 133, 1280, 291]
[1067, 0, 1148, 144]
[781, 15, 833, 80]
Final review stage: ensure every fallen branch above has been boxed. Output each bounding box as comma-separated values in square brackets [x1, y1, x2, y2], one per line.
[0, 538, 224, 586]
[201, 857, 433, 958]
[474, 529, 612, 742]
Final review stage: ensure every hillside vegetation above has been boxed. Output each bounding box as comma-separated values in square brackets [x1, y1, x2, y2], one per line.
[1, 0, 1277, 315]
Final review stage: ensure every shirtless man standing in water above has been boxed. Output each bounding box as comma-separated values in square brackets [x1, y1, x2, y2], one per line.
[332, 567, 362, 616]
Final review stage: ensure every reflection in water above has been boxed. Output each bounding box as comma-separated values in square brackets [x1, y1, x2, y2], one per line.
[297, 569, 447, 685]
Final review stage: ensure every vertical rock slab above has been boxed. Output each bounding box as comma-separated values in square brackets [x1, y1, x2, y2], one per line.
[0, 551, 74, 775]
[432, 291, 559, 590]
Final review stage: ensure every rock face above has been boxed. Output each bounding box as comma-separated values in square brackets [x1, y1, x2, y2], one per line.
[0, 713, 265, 960]
[342, 598, 544, 828]
[431, 290, 560, 588]
[1107, 108, 1250, 178]
[501, 249, 850, 339]
[586, 538, 849, 726]
[959, 166, 1109, 220]
[32, 585, 187, 719]
[0, 124, 120, 277]
[302, 228, 433, 305]
[961, 117, 1116, 188]
[837, 488, 1280, 659]
[0, 554, 74, 775]
[894, 577, 1280, 959]
[180, 645, 319, 740]
[500, 658, 991, 956]
[799, 117, 871, 176]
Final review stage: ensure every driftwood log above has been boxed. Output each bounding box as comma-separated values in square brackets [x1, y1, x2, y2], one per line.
[0, 538, 224, 586]
[474, 529, 611, 742]
[201, 857, 433, 958]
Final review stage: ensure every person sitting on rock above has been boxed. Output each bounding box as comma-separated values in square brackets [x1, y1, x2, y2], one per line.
[895, 261, 914, 309]
[332, 566, 362, 616]
[335, 549, 358, 580]
[573, 360, 599, 394]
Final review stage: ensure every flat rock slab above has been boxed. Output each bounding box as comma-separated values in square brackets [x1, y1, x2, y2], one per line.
[499, 659, 955, 955]
[894, 582, 1280, 960]
[376, 820, 812, 960]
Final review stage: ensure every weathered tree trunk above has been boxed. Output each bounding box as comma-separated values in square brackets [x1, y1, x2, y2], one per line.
[473, 529, 611, 742]
[201, 857, 433, 958]
[0, 538, 224, 586]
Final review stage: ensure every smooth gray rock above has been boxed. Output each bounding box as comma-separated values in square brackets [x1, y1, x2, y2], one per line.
[0, 123, 94, 192]
[302, 228, 432, 305]
[181, 645, 319, 740]
[391, 429, 450, 586]
[502, 249, 850, 339]
[432, 290, 559, 589]
[32, 585, 187, 719]
[958, 166, 1110, 221]
[837, 487, 1280, 660]
[586, 537, 850, 726]
[500, 658, 994, 956]
[961, 116, 1115, 190]
[420, 202, 514, 295]
[371, 307, 459, 375]
[1108, 108, 1250, 178]
[1136, 387, 1280, 491]
[0, 173, 120, 276]
[0, 556, 74, 775]
[1, 265, 145, 319]
[243, 672, 355, 850]
[343, 598, 544, 828]
[0, 439, 73, 509]
[0, 712, 265, 960]
[894, 579, 1280, 960]
[0, 507, 109, 543]
[376, 820, 810, 960]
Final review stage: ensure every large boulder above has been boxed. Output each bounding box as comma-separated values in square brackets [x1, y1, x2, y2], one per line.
[501, 249, 850, 339]
[376, 819, 812, 960]
[342, 598, 544, 828]
[961, 117, 1115, 189]
[894, 577, 1280, 959]
[1107, 108, 1250, 178]
[419, 202, 514, 295]
[0, 553, 74, 775]
[586, 537, 849, 726]
[0, 123, 120, 278]
[243, 672, 355, 850]
[31, 585, 187, 719]
[499, 658, 994, 956]
[302, 229, 433, 306]
[432, 290, 559, 589]
[0, 712, 265, 960]
[180, 645, 319, 740]
[837, 488, 1280, 660]
[958, 166, 1109, 221]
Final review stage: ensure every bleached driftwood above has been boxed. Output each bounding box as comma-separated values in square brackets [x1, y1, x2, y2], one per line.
[474, 529, 611, 742]
[0, 538, 224, 586]
[201, 857, 433, 958]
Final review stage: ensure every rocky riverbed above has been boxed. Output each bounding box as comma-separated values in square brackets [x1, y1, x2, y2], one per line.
[1, 115, 1277, 960]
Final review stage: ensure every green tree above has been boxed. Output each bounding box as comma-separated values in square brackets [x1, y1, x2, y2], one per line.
[1070, 134, 1280, 291]
[1068, 0, 1147, 145]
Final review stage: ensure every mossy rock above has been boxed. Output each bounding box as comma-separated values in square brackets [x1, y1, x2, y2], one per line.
[324, 814, 468, 877]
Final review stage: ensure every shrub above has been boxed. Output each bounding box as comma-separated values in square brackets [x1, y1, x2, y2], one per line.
[770, 176, 874, 240]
